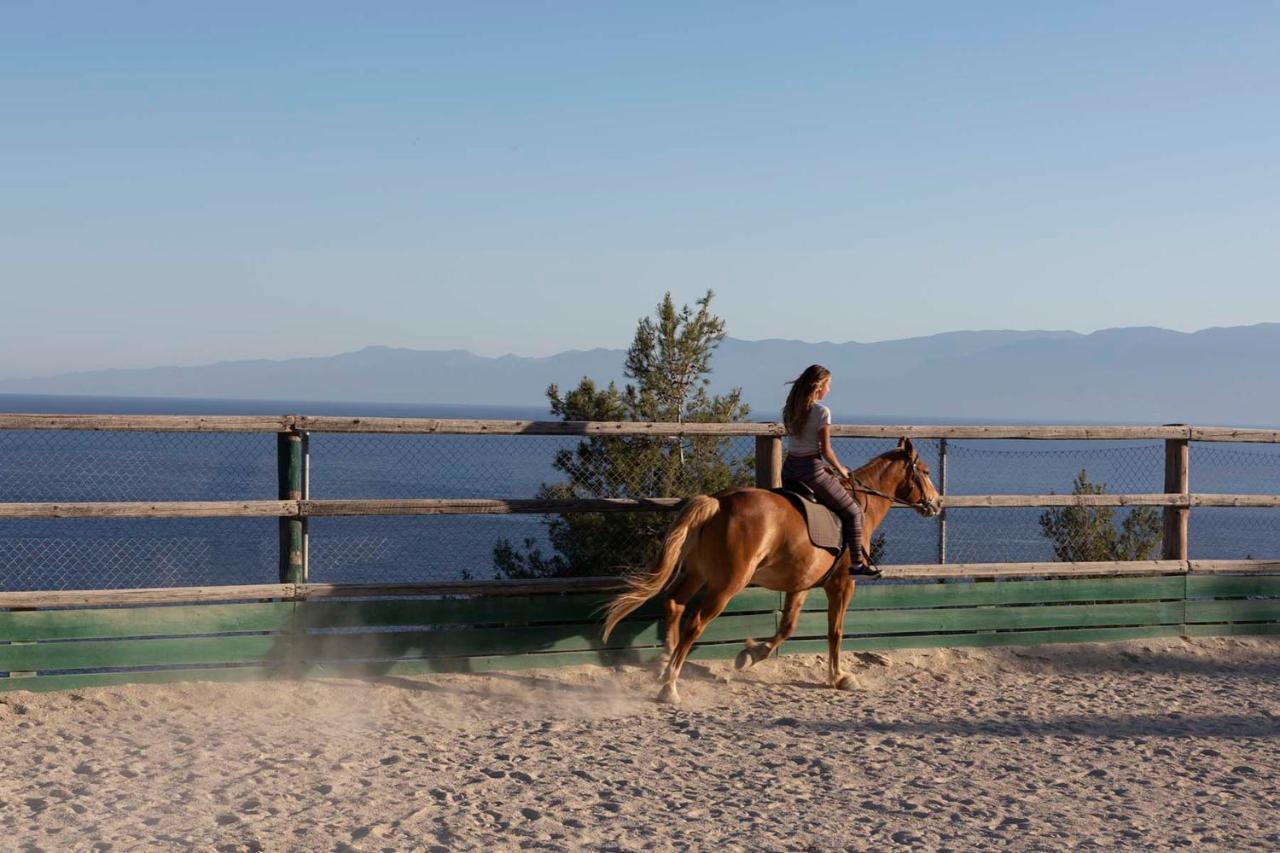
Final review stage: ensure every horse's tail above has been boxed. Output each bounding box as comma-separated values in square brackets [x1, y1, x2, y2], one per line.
[601, 495, 720, 642]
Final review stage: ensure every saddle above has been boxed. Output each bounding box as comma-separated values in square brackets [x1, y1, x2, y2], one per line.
[771, 479, 844, 554]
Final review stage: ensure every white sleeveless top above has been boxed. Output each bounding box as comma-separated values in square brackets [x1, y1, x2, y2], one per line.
[786, 404, 830, 456]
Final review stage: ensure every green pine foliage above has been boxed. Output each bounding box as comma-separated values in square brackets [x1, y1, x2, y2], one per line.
[1038, 469, 1163, 562]
[493, 291, 754, 579]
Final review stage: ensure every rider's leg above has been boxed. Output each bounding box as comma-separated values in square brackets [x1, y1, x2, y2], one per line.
[807, 468, 878, 577]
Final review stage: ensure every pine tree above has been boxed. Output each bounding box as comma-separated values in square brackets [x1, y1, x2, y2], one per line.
[493, 291, 753, 579]
[1038, 469, 1163, 562]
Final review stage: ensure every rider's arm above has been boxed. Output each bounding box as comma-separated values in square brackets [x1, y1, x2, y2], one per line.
[817, 425, 849, 479]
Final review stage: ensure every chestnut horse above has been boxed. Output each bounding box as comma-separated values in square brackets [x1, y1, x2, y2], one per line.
[603, 437, 941, 703]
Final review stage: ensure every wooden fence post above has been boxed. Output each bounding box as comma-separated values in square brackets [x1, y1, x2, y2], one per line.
[277, 429, 307, 583]
[937, 437, 948, 564]
[1161, 428, 1189, 561]
[755, 436, 782, 489]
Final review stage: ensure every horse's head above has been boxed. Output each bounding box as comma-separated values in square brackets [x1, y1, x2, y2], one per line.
[891, 437, 942, 517]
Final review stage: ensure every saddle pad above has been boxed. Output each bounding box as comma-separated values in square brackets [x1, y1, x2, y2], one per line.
[774, 490, 843, 553]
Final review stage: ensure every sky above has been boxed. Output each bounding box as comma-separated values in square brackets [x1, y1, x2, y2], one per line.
[2, 2, 1278, 379]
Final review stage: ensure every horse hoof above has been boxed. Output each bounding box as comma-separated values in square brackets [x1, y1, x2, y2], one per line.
[657, 683, 680, 704]
[734, 648, 755, 671]
[833, 673, 857, 691]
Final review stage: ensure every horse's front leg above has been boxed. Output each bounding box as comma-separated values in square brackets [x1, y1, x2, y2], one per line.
[824, 569, 856, 690]
[735, 590, 807, 670]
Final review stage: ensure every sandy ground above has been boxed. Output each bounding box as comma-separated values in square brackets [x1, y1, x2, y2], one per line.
[1, 636, 1277, 852]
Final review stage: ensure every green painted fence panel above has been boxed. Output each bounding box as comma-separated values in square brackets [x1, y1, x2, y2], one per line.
[808, 576, 1186, 612]
[1186, 576, 1280, 599]
[1183, 623, 1280, 638]
[1185, 599, 1280, 624]
[0, 635, 281, 673]
[792, 600, 1183, 638]
[781, 624, 1185, 656]
[298, 611, 779, 662]
[0, 603, 295, 642]
[297, 587, 780, 630]
[0, 666, 276, 694]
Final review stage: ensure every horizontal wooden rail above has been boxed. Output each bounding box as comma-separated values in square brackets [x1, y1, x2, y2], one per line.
[0, 584, 296, 609]
[295, 416, 785, 436]
[4, 493, 1278, 519]
[300, 498, 685, 516]
[2, 412, 1279, 442]
[0, 414, 294, 432]
[6, 559, 1280, 609]
[0, 501, 299, 518]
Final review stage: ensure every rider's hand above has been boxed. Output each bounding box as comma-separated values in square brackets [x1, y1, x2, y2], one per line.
[838, 465, 851, 480]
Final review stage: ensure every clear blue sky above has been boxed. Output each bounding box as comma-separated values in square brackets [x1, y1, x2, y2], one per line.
[2, 2, 1277, 379]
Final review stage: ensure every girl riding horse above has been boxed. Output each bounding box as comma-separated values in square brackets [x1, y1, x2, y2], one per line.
[782, 364, 879, 578]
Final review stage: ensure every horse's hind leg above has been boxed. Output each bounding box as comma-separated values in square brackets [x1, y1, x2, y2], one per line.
[658, 585, 738, 704]
[825, 571, 857, 690]
[661, 573, 704, 670]
[736, 590, 808, 670]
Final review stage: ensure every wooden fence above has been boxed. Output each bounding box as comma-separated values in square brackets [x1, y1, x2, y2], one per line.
[1, 414, 1278, 693]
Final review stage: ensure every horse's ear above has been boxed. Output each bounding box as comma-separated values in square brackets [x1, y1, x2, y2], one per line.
[898, 436, 915, 455]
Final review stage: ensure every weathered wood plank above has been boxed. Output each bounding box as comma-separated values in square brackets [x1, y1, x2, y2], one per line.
[880, 561, 1186, 579]
[828, 425, 1191, 440]
[2, 414, 1273, 443]
[0, 585, 297, 609]
[296, 417, 785, 436]
[0, 501, 298, 518]
[294, 418, 1195, 439]
[0, 603, 294, 642]
[942, 494, 1189, 508]
[300, 498, 684, 517]
[0, 635, 281, 672]
[0, 414, 293, 432]
[1189, 427, 1280, 444]
[1188, 560, 1280, 575]
[792, 601, 1183, 637]
[1, 493, 1271, 519]
[1190, 494, 1280, 508]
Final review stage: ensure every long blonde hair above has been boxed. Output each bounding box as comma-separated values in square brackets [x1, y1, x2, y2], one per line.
[783, 364, 831, 436]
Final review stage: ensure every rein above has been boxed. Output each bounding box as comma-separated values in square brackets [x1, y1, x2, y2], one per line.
[833, 459, 933, 513]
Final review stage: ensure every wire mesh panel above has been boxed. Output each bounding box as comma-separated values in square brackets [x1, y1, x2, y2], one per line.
[1190, 509, 1280, 560]
[943, 508, 1055, 563]
[306, 511, 700, 583]
[1188, 443, 1280, 559]
[945, 441, 1164, 495]
[308, 434, 573, 499]
[1190, 442, 1280, 494]
[309, 433, 759, 500]
[0, 430, 276, 502]
[0, 517, 277, 591]
[307, 433, 759, 582]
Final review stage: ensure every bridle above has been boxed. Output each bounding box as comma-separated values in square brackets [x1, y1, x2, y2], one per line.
[835, 454, 935, 513]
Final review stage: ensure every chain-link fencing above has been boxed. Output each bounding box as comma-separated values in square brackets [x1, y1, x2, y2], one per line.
[1190, 441, 1280, 559]
[2, 427, 1278, 590]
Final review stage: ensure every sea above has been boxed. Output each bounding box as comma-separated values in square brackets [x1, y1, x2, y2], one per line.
[1, 394, 1277, 591]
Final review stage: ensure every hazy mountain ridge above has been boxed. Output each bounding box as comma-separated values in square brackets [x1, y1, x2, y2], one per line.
[3, 324, 1277, 425]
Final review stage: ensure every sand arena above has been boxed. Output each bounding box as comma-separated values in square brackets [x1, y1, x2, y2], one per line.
[2, 636, 1277, 851]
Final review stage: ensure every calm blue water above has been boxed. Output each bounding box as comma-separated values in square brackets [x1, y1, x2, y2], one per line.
[1, 394, 1276, 590]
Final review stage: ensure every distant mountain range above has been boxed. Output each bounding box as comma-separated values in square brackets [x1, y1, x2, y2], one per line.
[3, 324, 1278, 425]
